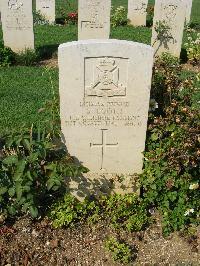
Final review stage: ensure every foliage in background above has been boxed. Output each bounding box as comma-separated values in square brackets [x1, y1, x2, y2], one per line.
[33, 11, 50, 25]
[146, 4, 154, 27]
[15, 49, 40, 66]
[111, 6, 128, 28]
[66, 12, 78, 25]
[104, 237, 134, 264]
[0, 42, 15, 67]
[184, 30, 200, 65]
[140, 54, 200, 236]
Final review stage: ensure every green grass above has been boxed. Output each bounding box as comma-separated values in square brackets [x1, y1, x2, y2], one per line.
[0, 67, 58, 136]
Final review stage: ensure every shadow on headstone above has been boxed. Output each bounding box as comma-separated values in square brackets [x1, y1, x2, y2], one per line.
[64, 165, 139, 202]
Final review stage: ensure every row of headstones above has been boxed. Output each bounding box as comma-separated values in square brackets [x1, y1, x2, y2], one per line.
[0, 0, 193, 57]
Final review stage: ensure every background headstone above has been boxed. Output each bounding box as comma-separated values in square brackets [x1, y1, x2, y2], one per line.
[185, 0, 193, 24]
[1, 0, 34, 52]
[59, 39, 153, 178]
[128, 0, 148, 26]
[151, 0, 186, 57]
[36, 0, 55, 23]
[78, 0, 111, 40]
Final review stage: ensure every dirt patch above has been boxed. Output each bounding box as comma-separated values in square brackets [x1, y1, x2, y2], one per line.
[39, 58, 58, 68]
[181, 63, 200, 73]
[0, 216, 199, 265]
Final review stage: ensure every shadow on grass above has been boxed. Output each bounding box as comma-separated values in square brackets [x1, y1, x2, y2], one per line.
[37, 44, 59, 60]
[55, 17, 66, 25]
[188, 22, 200, 30]
[180, 48, 188, 64]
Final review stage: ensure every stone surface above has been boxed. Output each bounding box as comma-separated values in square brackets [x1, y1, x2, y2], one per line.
[128, 0, 148, 26]
[59, 39, 153, 179]
[185, 0, 193, 24]
[1, 0, 34, 52]
[151, 0, 186, 58]
[36, 0, 55, 23]
[78, 0, 111, 40]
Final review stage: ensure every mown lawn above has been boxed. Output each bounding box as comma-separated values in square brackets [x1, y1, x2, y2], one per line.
[0, 67, 58, 136]
[0, 0, 199, 136]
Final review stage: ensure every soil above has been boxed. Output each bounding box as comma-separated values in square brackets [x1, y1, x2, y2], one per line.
[39, 58, 58, 68]
[181, 63, 200, 73]
[0, 215, 200, 266]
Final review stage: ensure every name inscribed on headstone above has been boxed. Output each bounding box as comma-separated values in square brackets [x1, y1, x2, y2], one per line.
[59, 40, 154, 174]
[78, 0, 111, 40]
[1, 0, 34, 52]
[128, 0, 148, 26]
[36, 0, 55, 23]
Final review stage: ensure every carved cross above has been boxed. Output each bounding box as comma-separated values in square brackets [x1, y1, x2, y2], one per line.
[90, 129, 118, 170]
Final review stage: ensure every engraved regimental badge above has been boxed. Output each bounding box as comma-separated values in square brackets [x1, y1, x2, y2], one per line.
[85, 57, 126, 97]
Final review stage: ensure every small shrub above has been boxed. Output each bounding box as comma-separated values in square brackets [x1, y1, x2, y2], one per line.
[104, 237, 134, 264]
[33, 11, 49, 25]
[0, 42, 15, 67]
[140, 60, 200, 236]
[0, 127, 87, 221]
[184, 32, 200, 65]
[15, 49, 40, 66]
[111, 6, 128, 27]
[151, 53, 181, 110]
[50, 193, 150, 231]
[50, 194, 100, 228]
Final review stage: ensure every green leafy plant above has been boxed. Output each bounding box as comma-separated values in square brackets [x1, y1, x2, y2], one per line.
[104, 237, 134, 264]
[151, 53, 181, 109]
[184, 32, 200, 65]
[15, 49, 40, 66]
[111, 6, 128, 27]
[0, 42, 15, 67]
[50, 193, 150, 231]
[0, 126, 88, 221]
[50, 194, 100, 228]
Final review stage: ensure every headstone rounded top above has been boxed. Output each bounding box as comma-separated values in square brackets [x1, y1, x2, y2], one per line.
[59, 39, 154, 53]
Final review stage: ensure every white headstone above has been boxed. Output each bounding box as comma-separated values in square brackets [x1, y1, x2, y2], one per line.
[151, 0, 186, 58]
[78, 0, 111, 40]
[59, 40, 153, 178]
[36, 0, 55, 24]
[185, 0, 193, 24]
[1, 0, 34, 52]
[128, 0, 148, 26]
